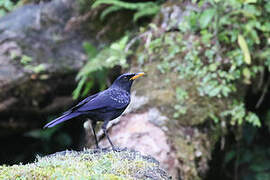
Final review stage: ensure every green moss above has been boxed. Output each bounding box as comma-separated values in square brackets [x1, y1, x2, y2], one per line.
[0, 149, 169, 179]
[132, 9, 261, 126]
[132, 33, 230, 126]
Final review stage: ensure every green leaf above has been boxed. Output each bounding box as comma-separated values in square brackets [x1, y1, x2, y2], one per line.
[266, 2, 270, 13]
[199, 8, 215, 29]
[100, 6, 123, 20]
[209, 113, 219, 123]
[20, 55, 32, 65]
[209, 63, 218, 72]
[133, 6, 160, 22]
[243, 0, 257, 4]
[72, 76, 87, 99]
[224, 151, 236, 164]
[243, 68, 250, 77]
[246, 112, 261, 127]
[83, 42, 97, 59]
[250, 162, 269, 172]
[238, 34, 251, 65]
[92, 0, 157, 11]
[73, 36, 130, 98]
[82, 80, 94, 97]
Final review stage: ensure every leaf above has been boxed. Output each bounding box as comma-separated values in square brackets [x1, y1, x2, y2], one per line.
[243, 68, 250, 77]
[199, 8, 215, 29]
[133, 6, 160, 22]
[238, 34, 251, 65]
[209, 63, 218, 72]
[246, 112, 261, 127]
[250, 162, 269, 172]
[82, 80, 94, 97]
[209, 113, 219, 123]
[92, 0, 155, 10]
[100, 6, 123, 20]
[244, 0, 257, 4]
[72, 76, 87, 99]
[73, 36, 129, 98]
[20, 55, 32, 65]
[266, 2, 270, 13]
[224, 151, 236, 164]
[83, 42, 97, 58]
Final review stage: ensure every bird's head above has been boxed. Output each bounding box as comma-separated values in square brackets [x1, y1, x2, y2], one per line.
[111, 72, 145, 92]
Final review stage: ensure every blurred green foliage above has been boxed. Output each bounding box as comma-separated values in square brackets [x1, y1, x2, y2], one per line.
[24, 116, 73, 153]
[20, 55, 32, 65]
[0, 0, 27, 17]
[221, 101, 260, 127]
[173, 87, 188, 118]
[73, 36, 129, 99]
[74, 0, 163, 98]
[191, 1, 270, 179]
[92, 0, 161, 22]
[222, 122, 270, 180]
[0, 0, 15, 16]
[153, 0, 269, 127]
[76, 0, 268, 127]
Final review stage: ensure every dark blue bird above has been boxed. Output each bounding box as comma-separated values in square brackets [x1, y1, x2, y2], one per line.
[44, 72, 144, 149]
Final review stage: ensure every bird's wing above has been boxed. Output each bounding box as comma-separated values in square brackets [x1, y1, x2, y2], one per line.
[43, 92, 100, 128]
[77, 90, 130, 112]
[62, 92, 100, 114]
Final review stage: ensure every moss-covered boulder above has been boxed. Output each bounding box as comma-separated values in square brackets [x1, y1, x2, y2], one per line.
[0, 148, 171, 179]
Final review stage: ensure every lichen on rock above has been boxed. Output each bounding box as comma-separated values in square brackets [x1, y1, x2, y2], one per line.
[0, 148, 171, 179]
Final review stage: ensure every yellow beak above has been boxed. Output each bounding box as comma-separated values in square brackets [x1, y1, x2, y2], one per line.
[130, 72, 145, 80]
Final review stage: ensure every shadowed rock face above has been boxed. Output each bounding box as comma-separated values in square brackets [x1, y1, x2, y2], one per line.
[0, 0, 135, 135]
[0, 0, 87, 134]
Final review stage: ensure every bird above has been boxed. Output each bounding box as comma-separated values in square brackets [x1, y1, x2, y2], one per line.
[43, 72, 145, 149]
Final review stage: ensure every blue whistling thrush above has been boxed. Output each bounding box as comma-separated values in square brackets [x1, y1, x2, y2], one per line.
[44, 72, 145, 149]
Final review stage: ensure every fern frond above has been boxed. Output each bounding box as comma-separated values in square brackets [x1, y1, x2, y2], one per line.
[100, 6, 123, 20]
[93, 0, 160, 21]
[74, 36, 130, 98]
[134, 6, 160, 22]
[73, 76, 87, 99]
[93, 0, 142, 10]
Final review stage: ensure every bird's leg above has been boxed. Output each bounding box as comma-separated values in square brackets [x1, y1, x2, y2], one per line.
[102, 121, 115, 150]
[91, 121, 99, 149]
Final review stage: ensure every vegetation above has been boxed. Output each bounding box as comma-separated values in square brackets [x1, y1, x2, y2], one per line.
[92, 0, 161, 22]
[1, 0, 270, 179]
[0, 0, 15, 16]
[80, 0, 265, 127]
[76, 0, 270, 179]
[0, 0, 27, 17]
[73, 36, 130, 99]
[0, 149, 168, 179]
[73, 0, 163, 99]
[177, 1, 270, 179]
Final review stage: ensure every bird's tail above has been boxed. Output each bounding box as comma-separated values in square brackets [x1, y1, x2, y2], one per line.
[43, 112, 80, 128]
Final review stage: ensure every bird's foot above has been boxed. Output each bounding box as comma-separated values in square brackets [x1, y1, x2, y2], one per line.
[111, 146, 122, 152]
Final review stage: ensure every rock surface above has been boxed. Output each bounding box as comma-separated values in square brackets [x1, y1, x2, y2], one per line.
[0, 148, 171, 179]
[0, 0, 134, 135]
[84, 2, 230, 180]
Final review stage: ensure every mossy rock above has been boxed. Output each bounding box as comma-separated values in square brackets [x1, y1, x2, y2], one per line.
[0, 148, 171, 179]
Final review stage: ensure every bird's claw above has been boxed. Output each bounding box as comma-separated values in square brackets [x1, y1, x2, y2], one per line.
[111, 146, 122, 152]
